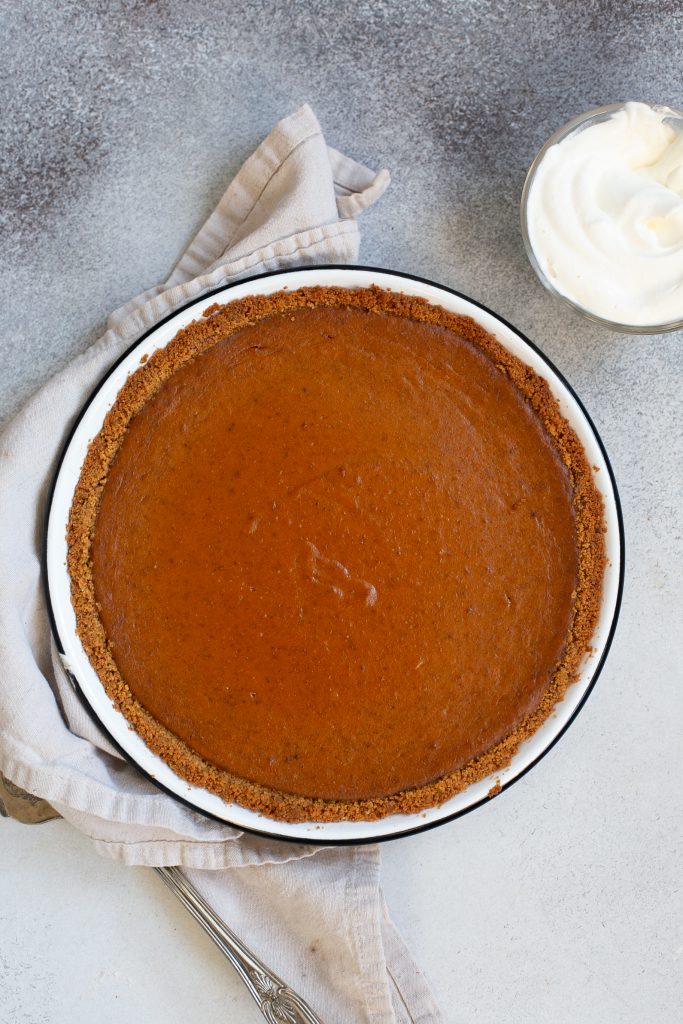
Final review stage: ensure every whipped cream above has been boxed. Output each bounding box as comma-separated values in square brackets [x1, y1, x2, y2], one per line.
[526, 102, 683, 327]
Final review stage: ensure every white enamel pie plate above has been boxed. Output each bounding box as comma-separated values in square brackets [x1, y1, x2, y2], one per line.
[44, 266, 624, 844]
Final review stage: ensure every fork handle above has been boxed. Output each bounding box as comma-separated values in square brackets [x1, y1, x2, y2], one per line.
[155, 866, 325, 1024]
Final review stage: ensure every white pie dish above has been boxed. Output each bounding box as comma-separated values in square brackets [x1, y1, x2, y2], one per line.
[44, 265, 624, 844]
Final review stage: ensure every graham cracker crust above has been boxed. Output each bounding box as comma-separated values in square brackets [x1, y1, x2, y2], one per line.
[67, 285, 606, 823]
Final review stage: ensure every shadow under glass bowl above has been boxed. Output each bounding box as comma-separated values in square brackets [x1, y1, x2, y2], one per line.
[520, 102, 683, 334]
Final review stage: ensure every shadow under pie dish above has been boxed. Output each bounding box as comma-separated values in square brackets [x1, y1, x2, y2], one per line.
[47, 267, 622, 842]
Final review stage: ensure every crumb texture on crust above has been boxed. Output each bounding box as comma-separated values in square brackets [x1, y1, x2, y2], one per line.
[67, 285, 606, 823]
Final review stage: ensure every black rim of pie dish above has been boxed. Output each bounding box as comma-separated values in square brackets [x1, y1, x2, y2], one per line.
[42, 264, 625, 847]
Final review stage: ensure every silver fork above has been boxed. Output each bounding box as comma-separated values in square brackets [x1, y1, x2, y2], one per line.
[155, 866, 325, 1024]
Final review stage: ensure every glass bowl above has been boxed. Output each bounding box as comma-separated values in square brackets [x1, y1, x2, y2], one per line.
[520, 102, 683, 334]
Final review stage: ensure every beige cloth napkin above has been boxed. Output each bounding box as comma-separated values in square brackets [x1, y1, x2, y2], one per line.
[0, 104, 442, 1023]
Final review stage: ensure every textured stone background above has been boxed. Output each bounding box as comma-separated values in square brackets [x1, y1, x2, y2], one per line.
[2, 2, 682, 1023]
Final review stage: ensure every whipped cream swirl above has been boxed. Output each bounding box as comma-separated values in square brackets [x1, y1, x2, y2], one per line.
[526, 102, 683, 327]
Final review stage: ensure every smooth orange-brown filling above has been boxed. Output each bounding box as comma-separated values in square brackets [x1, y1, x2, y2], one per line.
[91, 304, 578, 802]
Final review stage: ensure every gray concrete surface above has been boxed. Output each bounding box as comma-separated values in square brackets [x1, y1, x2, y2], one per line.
[2, 2, 682, 1022]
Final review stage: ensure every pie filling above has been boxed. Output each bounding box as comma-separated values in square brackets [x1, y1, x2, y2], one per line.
[68, 286, 605, 821]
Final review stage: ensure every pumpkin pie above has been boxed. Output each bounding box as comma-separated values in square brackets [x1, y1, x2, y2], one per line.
[67, 286, 605, 822]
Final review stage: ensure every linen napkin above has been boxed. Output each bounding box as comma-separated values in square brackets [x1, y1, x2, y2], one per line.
[0, 104, 442, 1023]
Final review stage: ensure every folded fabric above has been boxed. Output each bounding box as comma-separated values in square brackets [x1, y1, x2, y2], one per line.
[0, 103, 442, 1022]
